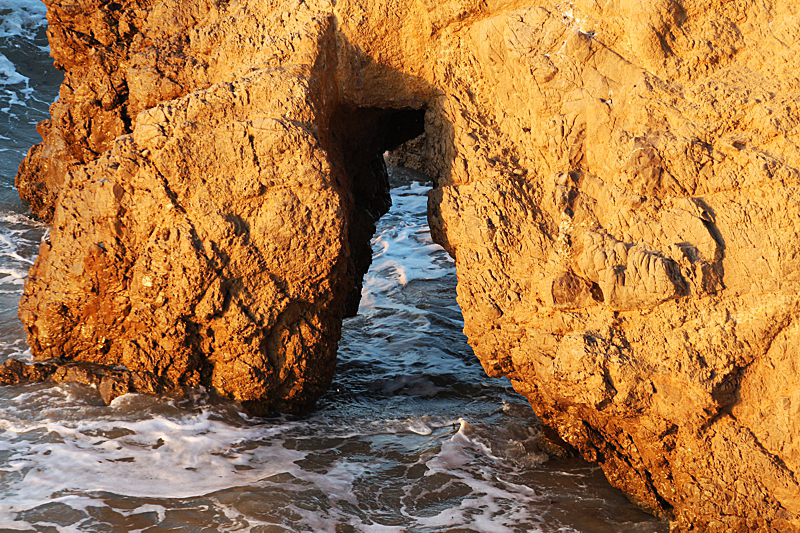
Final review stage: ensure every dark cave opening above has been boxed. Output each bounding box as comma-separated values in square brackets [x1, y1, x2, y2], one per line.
[329, 106, 426, 317]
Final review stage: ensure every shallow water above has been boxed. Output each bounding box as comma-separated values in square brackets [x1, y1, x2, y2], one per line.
[0, 3, 668, 532]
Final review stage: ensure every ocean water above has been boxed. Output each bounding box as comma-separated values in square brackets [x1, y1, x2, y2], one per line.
[0, 3, 668, 532]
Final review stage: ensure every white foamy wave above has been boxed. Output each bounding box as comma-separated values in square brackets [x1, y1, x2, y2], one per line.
[412, 418, 549, 533]
[372, 414, 457, 437]
[0, 372, 663, 532]
[0, 406, 307, 504]
[0, 386, 527, 532]
[0, 393, 319, 533]
[0, 213, 45, 341]
[0, 0, 47, 41]
[0, 213, 42, 363]
[360, 182, 454, 312]
[0, 211, 44, 261]
[0, 53, 27, 86]
[0, 342, 29, 361]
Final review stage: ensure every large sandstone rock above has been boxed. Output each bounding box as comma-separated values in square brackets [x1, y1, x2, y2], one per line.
[420, 3, 800, 531]
[15, 0, 800, 530]
[17, 0, 427, 413]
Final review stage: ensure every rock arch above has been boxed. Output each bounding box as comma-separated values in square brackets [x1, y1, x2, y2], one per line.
[16, 12, 432, 415]
[9, 0, 800, 531]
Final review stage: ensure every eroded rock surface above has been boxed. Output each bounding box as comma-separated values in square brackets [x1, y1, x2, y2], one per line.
[419, 2, 800, 531]
[18, 1, 427, 413]
[16, 0, 800, 530]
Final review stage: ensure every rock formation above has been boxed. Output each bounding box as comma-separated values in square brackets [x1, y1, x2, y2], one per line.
[14, 0, 800, 530]
[16, 0, 427, 413]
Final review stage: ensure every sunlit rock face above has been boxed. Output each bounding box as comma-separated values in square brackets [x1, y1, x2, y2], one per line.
[17, 1, 428, 414]
[15, 0, 800, 530]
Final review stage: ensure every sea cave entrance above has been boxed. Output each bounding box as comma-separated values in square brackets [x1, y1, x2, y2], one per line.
[328, 105, 428, 317]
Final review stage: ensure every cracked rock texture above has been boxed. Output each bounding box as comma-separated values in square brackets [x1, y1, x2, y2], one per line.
[17, 0, 427, 414]
[16, 0, 800, 530]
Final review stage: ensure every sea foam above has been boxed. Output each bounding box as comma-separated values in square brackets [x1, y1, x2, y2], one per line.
[0, 53, 27, 86]
[0, 0, 48, 41]
[360, 182, 453, 312]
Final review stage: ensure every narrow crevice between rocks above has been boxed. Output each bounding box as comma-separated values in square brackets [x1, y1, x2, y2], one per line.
[327, 106, 426, 317]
